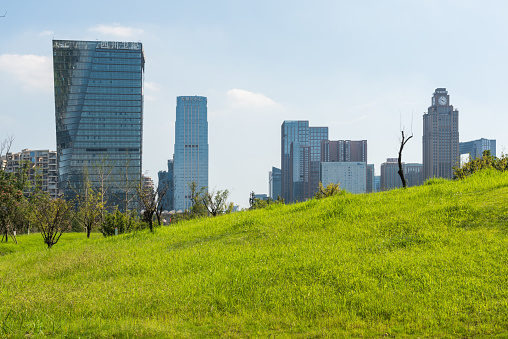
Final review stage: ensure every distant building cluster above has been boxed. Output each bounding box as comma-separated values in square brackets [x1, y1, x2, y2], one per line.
[260, 88, 497, 200]
[2, 38, 499, 209]
[4, 149, 58, 199]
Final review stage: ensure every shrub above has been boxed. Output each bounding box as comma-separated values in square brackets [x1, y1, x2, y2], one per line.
[100, 210, 147, 236]
[454, 150, 508, 179]
[314, 182, 344, 199]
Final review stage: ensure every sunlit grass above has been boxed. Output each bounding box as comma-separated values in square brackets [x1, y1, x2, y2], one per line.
[1, 169, 508, 337]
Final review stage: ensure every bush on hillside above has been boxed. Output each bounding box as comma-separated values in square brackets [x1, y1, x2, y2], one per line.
[314, 182, 344, 199]
[454, 150, 508, 179]
[100, 210, 148, 236]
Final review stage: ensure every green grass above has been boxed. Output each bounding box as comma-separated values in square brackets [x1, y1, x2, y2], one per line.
[1, 169, 508, 338]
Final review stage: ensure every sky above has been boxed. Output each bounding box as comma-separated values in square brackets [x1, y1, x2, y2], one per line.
[1, 0, 507, 207]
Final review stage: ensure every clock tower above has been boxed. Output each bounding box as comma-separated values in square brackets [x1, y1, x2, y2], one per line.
[423, 88, 459, 180]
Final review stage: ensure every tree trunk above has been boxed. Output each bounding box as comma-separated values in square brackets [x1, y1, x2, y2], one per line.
[397, 168, 406, 188]
[87, 227, 91, 238]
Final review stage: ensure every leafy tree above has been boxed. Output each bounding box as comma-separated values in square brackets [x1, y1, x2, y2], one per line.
[90, 157, 114, 222]
[75, 174, 103, 238]
[201, 189, 233, 216]
[454, 150, 508, 179]
[0, 171, 23, 243]
[136, 180, 167, 232]
[188, 181, 207, 217]
[101, 209, 146, 236]
[314, 182, 342, 199]
[32, 193, 74, 248]
[0, 136, 27, 244]
[249, 194, 284, 210]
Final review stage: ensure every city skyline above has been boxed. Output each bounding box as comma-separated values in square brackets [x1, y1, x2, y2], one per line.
[1, 1, 507, 207]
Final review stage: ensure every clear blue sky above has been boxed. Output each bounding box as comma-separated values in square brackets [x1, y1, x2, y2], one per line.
[1, 0, 507, 207]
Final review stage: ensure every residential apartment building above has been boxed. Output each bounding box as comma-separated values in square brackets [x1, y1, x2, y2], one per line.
[4, 149, 58, 199]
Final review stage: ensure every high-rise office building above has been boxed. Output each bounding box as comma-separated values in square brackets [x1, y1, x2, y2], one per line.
[381, 158, 423, 191]
[422, 88, 459, 180]
[5, 149, 58, 199]
[53, 40, 144, 210]
[320, 139, 368, 192]
[281, 121, 328, 203]
[366, 164, 375, 193]
[158, 159, 174, 212]
[320, 162, 367, 194]
[269, 166, 282, 200]
[173, 96, 208, 211]
[321, 140, 367, 163]
[460, 138, 496, 160]
[374, 176, 381, 192]
[404, 163, 423, 187]
[380, 158, 400, 191]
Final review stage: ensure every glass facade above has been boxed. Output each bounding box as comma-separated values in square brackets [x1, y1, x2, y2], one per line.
[158, 159, 174, 212]
[53, 40, 144, 210]
[269, 166, 281, 200]
[281, 121, 328, 203]
[173, 96, 208, 211]
[459, 138, 496, 160]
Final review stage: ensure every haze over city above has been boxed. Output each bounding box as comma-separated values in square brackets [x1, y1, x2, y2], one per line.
[1, 0, 507, 207]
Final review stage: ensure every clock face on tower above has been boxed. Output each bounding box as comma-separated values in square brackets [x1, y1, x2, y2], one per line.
[438, 96, 447, 105]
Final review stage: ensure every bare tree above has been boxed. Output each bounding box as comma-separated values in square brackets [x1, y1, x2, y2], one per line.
[398, 130, 413, 188]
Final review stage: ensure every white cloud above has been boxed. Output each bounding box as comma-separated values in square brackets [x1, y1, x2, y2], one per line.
[88, 24, 144, 38]
[226, 89, 276, 108]
[0, 54, 52, 92]
[38, 30, 54, 37]
[144, 81, 161, 92]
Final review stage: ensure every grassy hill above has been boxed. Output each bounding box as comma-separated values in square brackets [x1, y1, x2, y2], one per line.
[1, 169, 508, 338]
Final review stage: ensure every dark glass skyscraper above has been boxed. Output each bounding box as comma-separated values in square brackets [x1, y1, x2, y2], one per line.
[173, 96, 208, 211]
[269, 167, 281, 200]
[281, 121, 328, 203]
[158, 159, 174, 212]
[53, 40, 144, 209]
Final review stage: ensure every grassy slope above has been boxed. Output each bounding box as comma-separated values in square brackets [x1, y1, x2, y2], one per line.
[1, 170, 508, 338]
